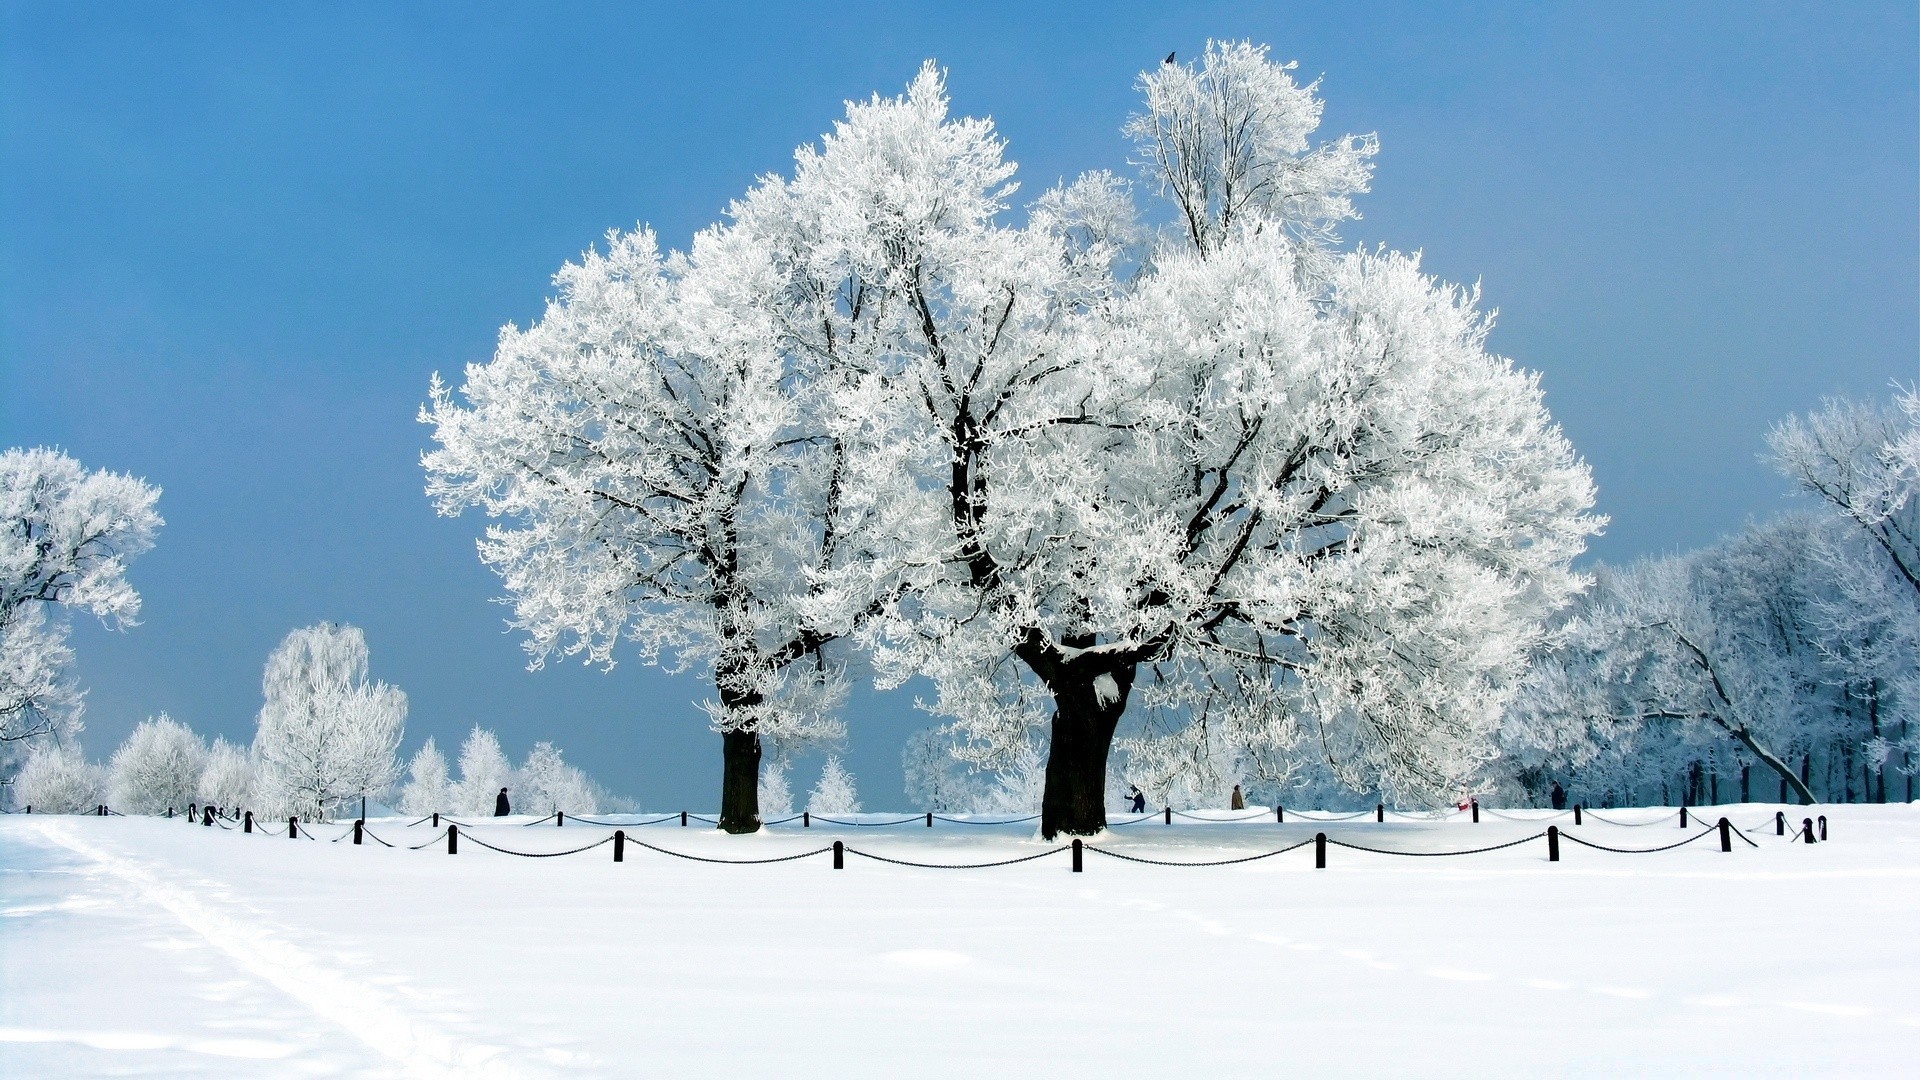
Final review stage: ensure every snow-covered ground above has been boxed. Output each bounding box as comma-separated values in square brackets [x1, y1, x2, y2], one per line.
[3, 804, 1916, 1078]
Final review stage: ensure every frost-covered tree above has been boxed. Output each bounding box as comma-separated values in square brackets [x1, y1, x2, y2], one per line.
[0, 448, 162, 766]
[902, 729, 986, 813]
[198, 737, 256, 811]
[1770, 392, 1920, 593]
[806, 755, 860, 815]
[739, 48, 1600, 835]
[453, 726, 512, 814]
[423, 213, 889, 834]
[12, 741, 104, 813]
[758, 762, 794, 818]
[398, 737, 452, 815]
[108, 713, 206, 814]
[252, 623, 406, 821]
[513, 741, 601, 815]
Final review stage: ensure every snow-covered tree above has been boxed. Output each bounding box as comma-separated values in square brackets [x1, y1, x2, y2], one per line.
[198, 737, 256, 811]
[423, 210, 889, 834]
[12, 740, 104, 813]
[1770, 392, 1920, 594]
[806, 755, 860, 815]
[0, 448, 162, 767]
[398, 737, 452, 815]
[513, 741, 601, 815]
[902, 728, 986, 813]
[758, 761, 794, 818]
[252, 623, 406, 821]
[108, 713, 206, 814]
[453, 726, 512, 815]
[731, 48, 1599, 835]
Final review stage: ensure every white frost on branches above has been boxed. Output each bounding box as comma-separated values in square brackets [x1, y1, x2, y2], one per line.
[198, 737, 256, 810]
[11, 740, 104, 813]
[513, 741, 601, 815]
[758, 762, 794, 818]
[398, 736, 452, 815]
[0, 447, 161, 765]
[108, 713, 206, 814]
[453, 727, 511, 814]
[252, 623, 406, 821]
[806, 755, 860, 815]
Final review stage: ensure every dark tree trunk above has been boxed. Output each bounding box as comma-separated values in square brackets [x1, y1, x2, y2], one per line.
[718, 727, 762, 834]
[1039, 689, 1125, 840]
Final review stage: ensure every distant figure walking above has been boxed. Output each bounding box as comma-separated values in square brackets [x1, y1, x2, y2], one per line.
[1230, 784, 1246, 811]
[1549, 781, 1567, 811]
[495, 788, 511, 817]
[1127, 785, 1147, 814]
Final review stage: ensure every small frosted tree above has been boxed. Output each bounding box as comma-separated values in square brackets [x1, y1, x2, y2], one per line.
[198, 738, 256, 811]
[454, 726, 512, 814]
[13, 741, 104, 813]
[252, 623, 407, 821]
[514, 741, 600, 815]
[1, 447, 162, 767]
[758, 762, 793, 818]
[902, 729, 985, 813]
[399, 737, 452, 815]
[806, 755, 860, 815]
[108, 713, 207, 814]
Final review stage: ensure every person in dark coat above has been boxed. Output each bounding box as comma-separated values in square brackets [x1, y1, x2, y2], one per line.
[1127, 785, 1147, 814]
[494, 788, 511, 816]
[1230, 784, 1246, 811]
[1549, 781, 1567, 811]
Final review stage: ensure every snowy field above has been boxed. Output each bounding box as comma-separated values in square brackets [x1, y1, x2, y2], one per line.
[3, 805, 1917, 1078]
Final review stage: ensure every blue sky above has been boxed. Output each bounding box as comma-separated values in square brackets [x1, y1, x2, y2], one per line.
[4, 2, 1915, 808]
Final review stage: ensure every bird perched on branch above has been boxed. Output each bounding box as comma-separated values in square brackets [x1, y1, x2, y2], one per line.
[1164, 51, 1176, 64]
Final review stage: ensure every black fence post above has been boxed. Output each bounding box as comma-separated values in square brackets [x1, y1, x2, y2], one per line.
[203, 806, 214, 826]
[802, 811, 810, 827]
[244, 811, 253, 834]
[1775, 811, 1785, 836]
[1817, 815, 1827, 841]
[926, 812, 933, 828]
[1717, 817, 1731, 853]
[1315, 832, 1327, 869]
[1276, 805, 1284, 823]
[613, 830, 625, 862]
[832, 840, 844, 869]
[167, 807, 174, 819]
[288, 817, 298, 840]
[1375, 803, 1384, 823]
[1801, 818, 1816, 844]
[353, 819, 364, 845]
[1679, 807, 1688, 829]
[1547, 825, 1559, 862]
[557, 810, 564, 827]
[1470, 800, 1479, 823]
[680, 810, 688, 827]
[1071, 838, 1083, 873]
[1573, 805, 1583, 826]
[1164, 806, 1171, 825]
[432, 811, 440, 828]
[448, 824, 459, 854]
[189, 803, 197, 821]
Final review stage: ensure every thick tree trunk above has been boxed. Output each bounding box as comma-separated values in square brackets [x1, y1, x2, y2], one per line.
[1037, 673, 1128, 840]
[718, 727, 762, 834]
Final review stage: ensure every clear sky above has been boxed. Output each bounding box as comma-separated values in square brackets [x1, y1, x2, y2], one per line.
[4, 2, 1915, 808]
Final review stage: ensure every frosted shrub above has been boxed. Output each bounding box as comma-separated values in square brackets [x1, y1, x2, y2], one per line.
[806, 756, 860, 815]
[759, 763, 793, 818]
[14, 742, 104, 813]
[197, 738, 256, 810]
[514, 741, 600, 815]
[109, 713, 207, 814]
[454, 727, 511, 814]
[399, 737, 452, 815]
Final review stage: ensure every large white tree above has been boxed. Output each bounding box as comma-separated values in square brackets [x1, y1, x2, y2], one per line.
[108, 713, 207, 815]
[398, 736, 452, 815]
[11, 740, 103, 814]
[198, 737, 257, 811]
[252, 623, 406, 821]
[423, 200, 890, 834]
[452, 726, 512, 815]
[722, 45, 1598, 835]
[0, 448, 162, 766]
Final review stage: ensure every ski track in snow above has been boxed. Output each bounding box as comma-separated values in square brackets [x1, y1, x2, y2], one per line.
[28, 819, 541, 1080]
